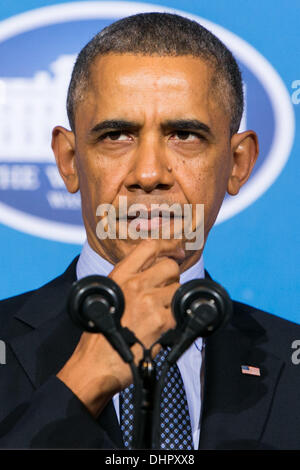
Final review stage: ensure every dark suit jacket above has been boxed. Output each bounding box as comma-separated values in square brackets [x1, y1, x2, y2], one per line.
[0, 257, 299, 449]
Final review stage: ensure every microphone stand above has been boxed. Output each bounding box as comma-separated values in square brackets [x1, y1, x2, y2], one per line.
[133, 349, 157, 449]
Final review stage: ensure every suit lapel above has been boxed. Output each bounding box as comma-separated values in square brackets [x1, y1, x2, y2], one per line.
[199, 302, 284, 449]
[8, 258, 123, 448]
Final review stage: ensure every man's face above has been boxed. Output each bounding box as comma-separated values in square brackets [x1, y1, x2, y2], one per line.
[54, 54, 257, 268]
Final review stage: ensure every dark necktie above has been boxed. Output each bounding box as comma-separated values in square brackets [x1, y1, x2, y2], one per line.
[119, 348, 193, 449]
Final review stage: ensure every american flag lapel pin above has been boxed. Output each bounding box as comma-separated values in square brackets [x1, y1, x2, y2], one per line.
[241, 365, 261, 376]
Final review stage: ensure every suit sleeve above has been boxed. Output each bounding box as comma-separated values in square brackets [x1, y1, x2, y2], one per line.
[0, 375, 119, 449]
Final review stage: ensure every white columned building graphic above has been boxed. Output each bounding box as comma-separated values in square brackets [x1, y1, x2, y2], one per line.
[0, 54, 75, 162]
[0, 55, 81, 212]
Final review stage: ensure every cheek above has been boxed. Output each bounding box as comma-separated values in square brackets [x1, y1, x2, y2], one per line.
[203, 158, 231, 230]
[177, 158, 223, 202]
[77, 151, 125, 207]
[177, 155, 230, 227]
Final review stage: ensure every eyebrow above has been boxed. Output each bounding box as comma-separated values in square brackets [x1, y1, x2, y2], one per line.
[89, 120, 139, 135]
[89, 118, 213, 137]
[161, 119, 212, 136]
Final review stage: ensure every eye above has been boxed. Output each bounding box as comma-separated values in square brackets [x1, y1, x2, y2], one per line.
[169, 131, 201, 141]
[99, 131, 131, 141]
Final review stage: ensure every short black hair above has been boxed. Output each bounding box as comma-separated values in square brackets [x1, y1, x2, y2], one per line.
[67, 12, 243, 135]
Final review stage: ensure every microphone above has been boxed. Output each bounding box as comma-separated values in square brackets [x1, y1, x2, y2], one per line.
[167, 278, 232, 364]
[68, 275, 134, 363]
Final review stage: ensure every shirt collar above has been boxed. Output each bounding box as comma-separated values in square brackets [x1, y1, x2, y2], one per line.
[76, 240, 113, 279]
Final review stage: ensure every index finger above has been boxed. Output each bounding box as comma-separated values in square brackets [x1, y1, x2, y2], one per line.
[111, 239, 185, 277]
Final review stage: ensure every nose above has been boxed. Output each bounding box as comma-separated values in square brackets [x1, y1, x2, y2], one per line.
[124, 136, 174, 193]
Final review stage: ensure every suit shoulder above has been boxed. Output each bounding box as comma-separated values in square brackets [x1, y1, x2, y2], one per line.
[234, 300, 300, 330]
[233, 300, 300, 356]
[0, 257, 78, 334]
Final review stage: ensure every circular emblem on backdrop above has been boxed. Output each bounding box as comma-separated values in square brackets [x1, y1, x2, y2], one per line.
[0, 2, 295, 243]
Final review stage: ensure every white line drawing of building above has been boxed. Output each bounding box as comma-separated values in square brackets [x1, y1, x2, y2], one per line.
[0, 54, 76, 162]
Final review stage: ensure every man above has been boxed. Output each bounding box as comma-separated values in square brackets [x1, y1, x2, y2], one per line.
[0, 12, 299, 450]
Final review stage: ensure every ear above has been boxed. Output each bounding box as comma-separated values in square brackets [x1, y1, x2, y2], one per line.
[227, 130, 259, 196]
[51, 126, 79, 193]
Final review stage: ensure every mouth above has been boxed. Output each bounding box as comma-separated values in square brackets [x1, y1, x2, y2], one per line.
[117, 211, 183, 232]
[129, 215, 170, 231]
[118, 209, 176, 218]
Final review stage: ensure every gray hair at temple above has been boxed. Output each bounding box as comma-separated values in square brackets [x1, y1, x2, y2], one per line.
[66, 12, 244, 136]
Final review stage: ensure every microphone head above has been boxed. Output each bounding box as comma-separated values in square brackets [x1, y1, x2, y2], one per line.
[68, 275, 125, 333]
[171, 278, 232, 337]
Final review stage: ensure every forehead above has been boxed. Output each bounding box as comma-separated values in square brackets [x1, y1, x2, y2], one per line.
[91, 52, 213, 80]
[75, 54, 228, 130]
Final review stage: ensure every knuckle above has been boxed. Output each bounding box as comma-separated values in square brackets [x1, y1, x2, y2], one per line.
[168, 258, 180, 272]
[157, 309, 174, 332]
[125, 276, 140, 293]
[162, 258, 180, 278]
[149, 311, 164, 332]
[141, 291, 155, 309]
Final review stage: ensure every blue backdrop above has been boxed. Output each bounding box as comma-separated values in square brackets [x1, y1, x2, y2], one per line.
[0, 0, 299, 324]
